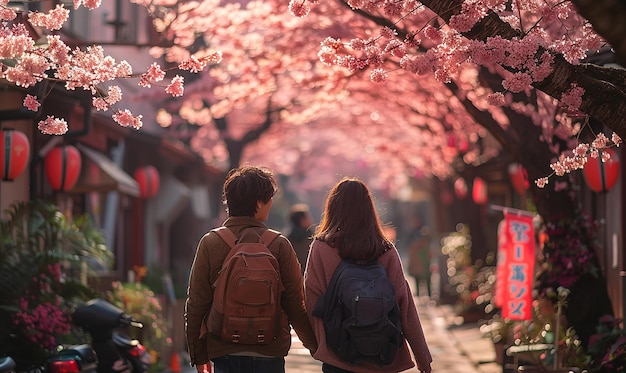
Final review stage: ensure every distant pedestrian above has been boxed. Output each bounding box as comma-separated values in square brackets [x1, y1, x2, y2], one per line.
[304, 177, 433, 373]
[407, 216, 432, 299]
[287, 203, 314, 275]
[184, 165, 317, 373]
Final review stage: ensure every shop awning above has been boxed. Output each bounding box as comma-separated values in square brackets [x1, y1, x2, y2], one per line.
[71, 144, 140, 197]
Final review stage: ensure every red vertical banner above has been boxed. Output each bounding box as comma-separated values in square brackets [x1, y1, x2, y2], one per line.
[501, 213, 535, 320]
[494, 219, 509, 308]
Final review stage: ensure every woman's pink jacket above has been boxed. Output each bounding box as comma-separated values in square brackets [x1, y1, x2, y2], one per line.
[304, 239, 433, 372]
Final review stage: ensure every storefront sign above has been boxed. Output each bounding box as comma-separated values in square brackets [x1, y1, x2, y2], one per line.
[496, 212, 535, 320]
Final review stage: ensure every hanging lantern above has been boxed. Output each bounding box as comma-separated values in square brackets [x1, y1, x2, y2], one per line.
[440, 185, 454, 205]
[472, 177, 488, 204]
[0, 129, 30, 181]
[454, 177, 468, 199]
[583, 148, 620, 193]
[134, 165, 160, 199]
[508, 163, 529, 195]
[44, 145, 81, 191]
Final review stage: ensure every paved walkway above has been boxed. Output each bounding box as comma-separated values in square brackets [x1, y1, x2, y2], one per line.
[285, 299, 502, 373]
[178, 299, 503, 373]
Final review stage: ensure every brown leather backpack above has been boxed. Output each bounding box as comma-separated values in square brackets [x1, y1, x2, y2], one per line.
[206, 227, 284, 344]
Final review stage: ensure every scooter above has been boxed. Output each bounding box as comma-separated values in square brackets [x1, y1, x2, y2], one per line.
[0, 345, 96, 373]
[46, 344, 98, 373]
[72, 299, 152, 373]
[0, 356, 16, 373]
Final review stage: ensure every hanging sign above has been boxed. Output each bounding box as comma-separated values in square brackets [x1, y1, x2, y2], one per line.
[498, 212, 535, 320]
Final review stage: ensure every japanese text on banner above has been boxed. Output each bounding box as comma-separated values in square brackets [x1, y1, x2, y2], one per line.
[498, 213, 535, 320]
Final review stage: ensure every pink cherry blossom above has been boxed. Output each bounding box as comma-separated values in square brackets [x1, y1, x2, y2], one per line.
[0, 6, 16, 21]
[165, 75, 184, 97]
[139, 62, 166, 88]
[38, 116, 69, 135]
[370, 68, 387, 82]
[112, 109, 143, 130]
[82, 0, 103, 10]
[289, 0, 310, 18]
[105, 86, 122, 105]
[23, 94, 40, 111]
[28, 4, 69, 31]
[93, 97, 109, 111]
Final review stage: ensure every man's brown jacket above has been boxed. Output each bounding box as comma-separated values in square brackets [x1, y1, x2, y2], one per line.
[185, 216, 317, 365]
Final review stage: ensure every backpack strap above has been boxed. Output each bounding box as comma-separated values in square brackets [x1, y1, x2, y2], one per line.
[212, 227, 238, 249]
[260, 229, 281, 247]
[212, 227, 281, 249]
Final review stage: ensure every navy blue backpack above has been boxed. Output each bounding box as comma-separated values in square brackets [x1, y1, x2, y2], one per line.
[313, 260, 403, 366]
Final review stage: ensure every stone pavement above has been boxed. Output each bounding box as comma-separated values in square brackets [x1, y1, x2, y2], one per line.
[285, 299, 503, 373]
[177, 299, 503, 373]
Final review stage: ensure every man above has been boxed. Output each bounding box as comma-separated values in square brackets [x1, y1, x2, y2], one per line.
[184, 165, 317, 373]
[287, 203, 314, 275]
[407, 215, 432, 299]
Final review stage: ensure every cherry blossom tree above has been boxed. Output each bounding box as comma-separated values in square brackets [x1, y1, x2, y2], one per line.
[142, 0, 620, 346]
[2, 0, 620, 346]
[0, 1, 220, 134]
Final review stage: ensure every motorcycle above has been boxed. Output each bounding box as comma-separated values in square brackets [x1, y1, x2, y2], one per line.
[0, 344, 96, 373]
[46, 344, 98, 373]
[0, 356, 16, 373]
[72, 299, 152, 373]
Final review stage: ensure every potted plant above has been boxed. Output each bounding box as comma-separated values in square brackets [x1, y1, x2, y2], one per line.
[107, 268, 171, 373]
[0, 200, 113, 370]
[480, 313, 515, 365]
[587, 314, 626, 372]
[509, 287, 589, 371]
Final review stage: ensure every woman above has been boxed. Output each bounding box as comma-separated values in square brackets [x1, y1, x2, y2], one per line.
[304, 177, 433, 373]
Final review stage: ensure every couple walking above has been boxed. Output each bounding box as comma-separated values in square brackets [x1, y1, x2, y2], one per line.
[184, 165, 433, 373]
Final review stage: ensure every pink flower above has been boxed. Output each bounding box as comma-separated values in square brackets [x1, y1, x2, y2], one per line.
[23, 94, 41, 111]
[612, 133, 622, 146]
[502, 72, 532, 93]
[82, 0, 102, 10]
[178, 56, 208, 74]
[38, 116, 68, 135]
[487, 92, 505, 106]
[28, 5, 70, 31]
[535, 177, 549, 188]
[370, 68, 387, 83]
[93, 97, 109, 111]
[139, 62, 165, 88]
[0, 7, 17, 21]
[289, 0, 311, 17]
[104, 86, 122, 105]
[112, 109, 143, 130]
[560, 84, 585, 112]
[165, 75, 184, 97]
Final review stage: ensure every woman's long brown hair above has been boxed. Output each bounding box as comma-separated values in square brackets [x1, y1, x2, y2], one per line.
[313, 177, 393, 262]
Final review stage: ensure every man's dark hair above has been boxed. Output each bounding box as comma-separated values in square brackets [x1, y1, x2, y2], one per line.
[222, 165, 277, 217]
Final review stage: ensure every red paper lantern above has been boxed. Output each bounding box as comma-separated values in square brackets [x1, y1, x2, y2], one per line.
[44, 145, 81, 191]
[0, 129, 30, 181]
[472, 177, 488, 204]
[454, 177, 468, 199]
[583, 148, 620, 193]
[134, 165, 160, 199]
[508, 163, 529, 195]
